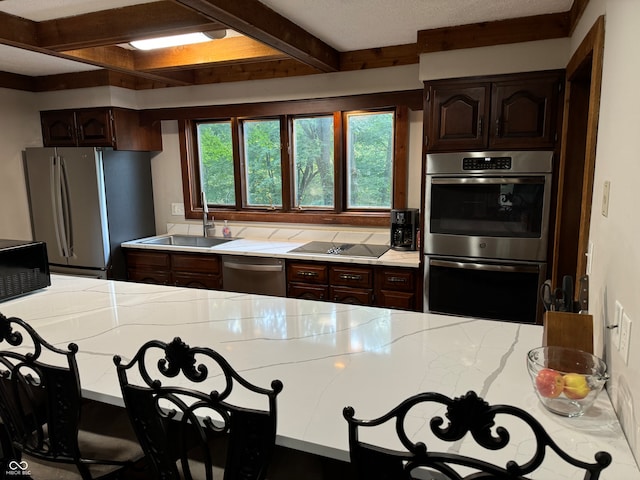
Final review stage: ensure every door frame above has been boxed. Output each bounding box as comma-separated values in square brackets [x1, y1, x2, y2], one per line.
[551, 15, 605, 289]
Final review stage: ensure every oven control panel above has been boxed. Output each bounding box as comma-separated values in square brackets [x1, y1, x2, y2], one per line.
[463, 157, 512, 170]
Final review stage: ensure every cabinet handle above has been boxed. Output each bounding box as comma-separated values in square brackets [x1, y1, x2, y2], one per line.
[298, 271, 318, 277]
[339, 273, 362, 281]
[388, 276, 407, 283]
[477, 116, 483, 136]
[495, 118, 501, 137]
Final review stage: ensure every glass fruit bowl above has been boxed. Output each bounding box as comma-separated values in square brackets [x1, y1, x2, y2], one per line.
[527, 346, 609, 417]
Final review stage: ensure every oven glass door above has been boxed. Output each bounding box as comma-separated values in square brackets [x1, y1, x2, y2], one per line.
[430, 177, 546, 238]
[425, 257, 545, 324]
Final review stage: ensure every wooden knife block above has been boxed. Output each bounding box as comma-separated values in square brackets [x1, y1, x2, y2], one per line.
[543, 311, 593, 354]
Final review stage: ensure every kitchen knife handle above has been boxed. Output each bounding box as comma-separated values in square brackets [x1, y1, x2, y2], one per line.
[562, 275, 574, 312]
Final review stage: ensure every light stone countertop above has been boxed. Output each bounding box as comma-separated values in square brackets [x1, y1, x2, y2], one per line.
[0, 275, 638, 478]
[122, 234, 421, 268]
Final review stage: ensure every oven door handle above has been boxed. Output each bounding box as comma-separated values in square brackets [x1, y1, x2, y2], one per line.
[429, 259, 540, 274]
[430, 177, 544, 185]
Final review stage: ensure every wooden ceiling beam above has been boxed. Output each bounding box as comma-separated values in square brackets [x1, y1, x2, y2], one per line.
[58, 46, 192, 86]
[417, 12, 570, 53]
[340, 44, 419, 71]
[134, 36, 287, 71]
[37, 1, 227, 51]
[0, 11, 39, 47]
[174, 0, 339, 72]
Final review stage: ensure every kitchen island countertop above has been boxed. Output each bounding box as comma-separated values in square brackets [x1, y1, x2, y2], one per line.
[0, 275, 637, 477]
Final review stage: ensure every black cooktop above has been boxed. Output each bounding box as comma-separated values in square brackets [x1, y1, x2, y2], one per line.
[289, 241, 389, 258]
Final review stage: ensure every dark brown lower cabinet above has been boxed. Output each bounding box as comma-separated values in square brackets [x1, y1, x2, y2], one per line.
[125, 250, 420, 311]
[287, 260, 420, 311]
[124, 249, 221, 290]
[374, 268, 418, 311]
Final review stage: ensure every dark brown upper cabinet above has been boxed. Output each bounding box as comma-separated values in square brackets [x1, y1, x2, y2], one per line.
[424, 71, 564, 152]
[41, 107, 162, 151]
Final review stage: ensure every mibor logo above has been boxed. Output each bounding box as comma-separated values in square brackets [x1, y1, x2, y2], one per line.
[6, 460, 31, 476]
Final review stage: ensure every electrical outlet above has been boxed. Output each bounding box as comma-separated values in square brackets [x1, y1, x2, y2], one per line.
[613, 301, 623, 350]
[620, 312, 632, 364]
[601, 180, 611, 217]
[171, 203, 185, 216]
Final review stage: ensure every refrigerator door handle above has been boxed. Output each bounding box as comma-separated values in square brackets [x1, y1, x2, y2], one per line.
[50, 156, 70, 258]
[59, 156, 73, 257]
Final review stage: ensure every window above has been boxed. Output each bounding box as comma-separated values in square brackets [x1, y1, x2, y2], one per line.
[292, 115, 334, 208]
[179, 91, 419, 226]
[197, 121, 234, 206]
[345, 111, 394, 209]
[242, 119, 283, 208]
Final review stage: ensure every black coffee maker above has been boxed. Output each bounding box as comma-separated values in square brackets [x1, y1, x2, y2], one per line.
[390, 208, 419, 250]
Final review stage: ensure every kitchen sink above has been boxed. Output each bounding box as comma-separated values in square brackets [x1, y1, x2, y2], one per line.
[141, 235, 237, 248]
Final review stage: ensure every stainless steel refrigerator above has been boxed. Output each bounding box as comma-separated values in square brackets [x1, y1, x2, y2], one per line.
[24, 147, 156, 280]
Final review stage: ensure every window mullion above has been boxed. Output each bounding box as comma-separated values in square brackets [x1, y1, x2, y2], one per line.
[280, 116, 292, 212]
[334, 111, 345, 213]
[231, 117, 243, 209]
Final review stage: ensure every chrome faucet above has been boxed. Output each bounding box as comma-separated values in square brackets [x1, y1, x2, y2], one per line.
[202, 191, 214, 237]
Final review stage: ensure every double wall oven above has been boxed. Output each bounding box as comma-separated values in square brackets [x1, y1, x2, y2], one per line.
[424, 151, 553, 323]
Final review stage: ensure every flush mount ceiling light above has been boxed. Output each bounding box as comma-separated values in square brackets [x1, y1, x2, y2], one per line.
[130, 31, 226, 50]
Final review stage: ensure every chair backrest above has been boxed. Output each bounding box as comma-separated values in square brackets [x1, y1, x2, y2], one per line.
[343, 390, 612, 480]
[0, 313, 83, 463]
[114, 336, 283, 480]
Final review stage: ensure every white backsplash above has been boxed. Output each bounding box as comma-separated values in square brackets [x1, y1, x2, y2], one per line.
[166, 222, 390, 245]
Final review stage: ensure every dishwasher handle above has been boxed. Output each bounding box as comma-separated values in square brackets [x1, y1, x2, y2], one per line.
[223, 261, 284, 273]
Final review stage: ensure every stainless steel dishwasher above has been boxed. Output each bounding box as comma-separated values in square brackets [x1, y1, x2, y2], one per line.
[221, 255, 286, 297]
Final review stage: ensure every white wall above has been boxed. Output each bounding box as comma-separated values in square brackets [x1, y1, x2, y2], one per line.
[577, 0, 640, 460]
[419, 38, 570, 80]
[0, 88, 42, 240]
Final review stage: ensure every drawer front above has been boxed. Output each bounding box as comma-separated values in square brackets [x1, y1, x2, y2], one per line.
[376, 290, 416, 311]
[377, 269, 415, 292]
[288, 283, 329, 301]
[173, 272, 221, 290]
[287, 263, 328, 285]
[330, 266, 372, 288]
[125, 250, 170, 269]
[329, 286, 372, 305]
[127, 268, 171, 285]
[172, 253, 220, 274]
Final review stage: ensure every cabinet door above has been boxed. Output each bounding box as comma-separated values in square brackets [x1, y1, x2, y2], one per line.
[426, 83, 490, 152]
[41, 110, 77, 146]
[329, 286, 372, 305]
[76, 109, 115, 147]
[173, 272, 221, 290]
[124, 250, 171, 285]
[375, 290, 416, 311]
[126, 268, 172, 285]
[288, 283, 328, 301]
[490, 74, 562, 149]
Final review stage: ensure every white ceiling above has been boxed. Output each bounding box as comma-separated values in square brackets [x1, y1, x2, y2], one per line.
[0, 0, 574, 77]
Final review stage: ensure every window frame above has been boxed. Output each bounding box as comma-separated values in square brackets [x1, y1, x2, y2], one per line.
[177, 91, 419, 227]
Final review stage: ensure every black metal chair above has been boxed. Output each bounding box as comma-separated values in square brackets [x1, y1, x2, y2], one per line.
[113, 336, 283, 480]
[0, 312, 144, 479]
[343, 390, 612, 480]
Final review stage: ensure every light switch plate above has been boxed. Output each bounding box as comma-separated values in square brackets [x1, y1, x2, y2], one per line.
[171, 203, 185, 216]
[620, 312, 632, 364]
[613, 301, 623, 350]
